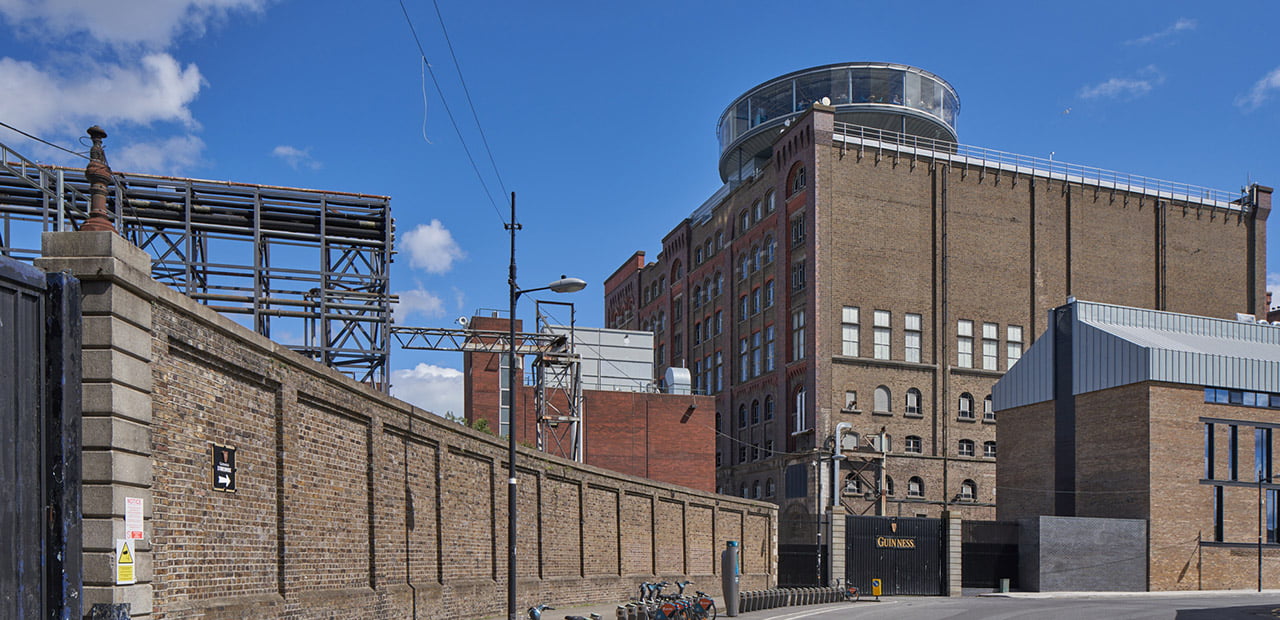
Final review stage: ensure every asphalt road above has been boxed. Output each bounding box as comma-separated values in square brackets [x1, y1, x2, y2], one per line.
[725, 593, 1280, 620]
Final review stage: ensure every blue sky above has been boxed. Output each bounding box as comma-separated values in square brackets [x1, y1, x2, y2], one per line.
[1, 1, 1277, 416]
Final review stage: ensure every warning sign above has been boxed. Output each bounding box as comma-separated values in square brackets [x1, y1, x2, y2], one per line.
[116, 539, 136, 585]
[125, 497, 144, 540]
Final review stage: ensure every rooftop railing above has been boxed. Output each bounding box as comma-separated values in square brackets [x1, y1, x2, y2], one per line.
[832, 121, 1248, 211]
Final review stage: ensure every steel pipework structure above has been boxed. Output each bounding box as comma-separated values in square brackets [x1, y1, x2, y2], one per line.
[0, 137, 395, 387]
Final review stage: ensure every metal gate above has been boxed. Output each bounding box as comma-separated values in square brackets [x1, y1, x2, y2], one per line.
[0, 255, 82, 619]
[778, 544, 826, 587]
[845, 515, 944, 595]
[961, 520, 1020, 589]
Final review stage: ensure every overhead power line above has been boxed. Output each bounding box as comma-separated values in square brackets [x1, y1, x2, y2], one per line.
[0, 121, 89, 159]
[397, 0, 506, 225]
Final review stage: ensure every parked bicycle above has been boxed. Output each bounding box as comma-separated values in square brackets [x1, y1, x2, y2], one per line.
[526, 603, 601, 620]
[835, 577, 861, 602]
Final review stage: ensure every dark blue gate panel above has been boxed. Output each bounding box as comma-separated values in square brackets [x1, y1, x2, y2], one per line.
[1, 257, 47, 620]
[845, 516, 944, 595]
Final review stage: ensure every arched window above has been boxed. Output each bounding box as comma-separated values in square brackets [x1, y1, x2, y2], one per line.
[752, 245, 762, 271]
[884, 475, 895, 496]
[739, 210, 751, 234]
[740, 485, 748, 498]
[765, 478, 776, 497]
[764, 235, 776, 263]
[958, 439, 975, 457]
[983, 441, 997, 458]
[908, 476, 924, 498]
[874, 385, 891, 413]
[740, 254, 750, 280]
[692, 321, 701, 344]
[905, 435, 923, 454]
[671, 260, 682, 280]
[715, 411, 722, 431]
[764, 395, 774, 420]
[750, 399, 760, 424]
[905, 388, 922, 415]
[788, 164, 807, 196]
[765, 190, 776, 213]
[738, 404, 747, 428]
[793, 386, 809, 433]
[752, 480, 761, 499]
[691, 287, 701, 308]
[694, 247, 703, 265]
[960, 480, 977, 501]
[958, 392, 975, 419]
[984, 394, 995, 421]
[753, 200, 763, 221]
[714, 273, 724, 296]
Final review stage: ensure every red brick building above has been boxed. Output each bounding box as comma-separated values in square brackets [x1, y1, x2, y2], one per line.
[995, 299, 1280, 591]
[463, 314, 716, 493]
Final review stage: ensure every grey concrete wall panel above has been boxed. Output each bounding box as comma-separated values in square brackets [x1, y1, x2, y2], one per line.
[1020, 516, 1146, 592]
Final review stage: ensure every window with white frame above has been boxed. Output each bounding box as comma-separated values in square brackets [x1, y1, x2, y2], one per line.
[845, 475, 862, 494]
[905, 313, 922, 363]
[960, 480, 977, 501]
[905, 387, 922, 416]
[764, 236, 775, 264]
[739, 254, 750, 280]
[766, 190, 776, 213]
[715, 273, 723, 296]
[751, 331, 762, 377]
[791, 261, 806, 291]
[907, 477, 924, 498]
[792, 310, 806, 360]
[764, 326, 776, 371]
[874, 385, 891, 413]
[841, 306, 860, 356]
[752, 246, 761, 272]
[1007, 325, 1024, 368]
[958, 439, 975, 457]
[750, 400, 760, 425]
[739, 210, 750, 234]
[738, 338, 749, 382]
[957, 319, 974, 367]
[905, 435, 923, 453]
[753, 200, 763, 221]
[982, 322, 998, 370]
[751, 287, 761, 314]
[764, 280, 774, 307]
[715, 310, 723, 334]
[739, 295, 748, 320]
[984, 395, 995, 421]
[958, 392, 974, 419]
[793, 386, 809, 433]
[983, 441, 996, 458]
[873, 310, 891, 360]
[884, 475, 895, 496]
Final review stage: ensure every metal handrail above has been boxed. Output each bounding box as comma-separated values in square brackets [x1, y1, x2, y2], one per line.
[0, 144, 91, 228]
[832, 121, 1247, 211]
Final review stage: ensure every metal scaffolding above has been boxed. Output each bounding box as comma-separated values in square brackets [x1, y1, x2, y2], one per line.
[0, 139, 395, 387]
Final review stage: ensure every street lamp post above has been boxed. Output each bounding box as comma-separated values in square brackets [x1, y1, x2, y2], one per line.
[1260, 473, 1271, 593]
[506, 192, 586, 620]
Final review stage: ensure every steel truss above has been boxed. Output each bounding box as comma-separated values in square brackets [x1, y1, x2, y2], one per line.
[0, 141, 394, 387]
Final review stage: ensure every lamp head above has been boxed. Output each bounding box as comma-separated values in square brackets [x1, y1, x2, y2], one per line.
[548, 276, 587, 293]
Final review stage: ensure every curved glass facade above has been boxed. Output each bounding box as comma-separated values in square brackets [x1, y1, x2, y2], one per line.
[717, 63, 960, 153]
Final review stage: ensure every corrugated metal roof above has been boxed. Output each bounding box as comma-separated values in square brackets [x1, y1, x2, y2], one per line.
[992, 300, 1280, 411]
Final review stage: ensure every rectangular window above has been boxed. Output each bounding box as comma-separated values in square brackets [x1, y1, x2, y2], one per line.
[764, 280, 775, 307]
[1270, 489, 1280, 544]
[739, 295, 749, 321]
[692, 359, 701, 390]
[982, 322, 998, 370]
[791, 262, 806, 291]
[873, 310, 891, 360]
[792, 310, 806, 361]
[793, 387, 809, 433]
[1213, 485, 1224, 542]
[957, 319, 974, 368]
[1260, 428, 1275, 482]
[673, 296, 682, 321]
[704, 355, 713, 393]
[751, 331, 762, 377]
[1205, 423, 1215, 479]
[1230, 425, 1239, 481]
[1007, 325, 1024, 367]
[841, 306, 860, 356]
[739, 338, 749, 382]
[764, 326, 776, 371]
[715, 352, 723, 392]
[790, 215, 805, 246]
[752, 288, 761, 314]
[715, 310, 723, 334]
[845, 390, 859, 411]
[905, 313, 922, 363]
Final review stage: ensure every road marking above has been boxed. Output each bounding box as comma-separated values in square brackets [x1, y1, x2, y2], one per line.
[761, 603, 897, 620]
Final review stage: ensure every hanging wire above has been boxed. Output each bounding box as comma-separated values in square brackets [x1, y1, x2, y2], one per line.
[431, 0, 509, 199]
[0, 121, 89, 159]
[397, 0, 506, 225]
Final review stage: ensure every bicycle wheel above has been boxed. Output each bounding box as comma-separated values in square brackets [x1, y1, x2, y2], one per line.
[706, 602, 717, 620]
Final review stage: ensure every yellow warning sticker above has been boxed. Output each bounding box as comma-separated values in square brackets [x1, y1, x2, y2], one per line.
[116, 539, 136, 585]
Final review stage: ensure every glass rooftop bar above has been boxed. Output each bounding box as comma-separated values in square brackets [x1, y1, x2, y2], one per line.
[717, 63, 960, 181]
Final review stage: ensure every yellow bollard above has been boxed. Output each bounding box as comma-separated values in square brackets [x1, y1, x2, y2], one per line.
[871, 578, 882, 600]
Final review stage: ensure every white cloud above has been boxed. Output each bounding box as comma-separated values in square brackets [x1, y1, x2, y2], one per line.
[392, 287, 445, 324]
[114, 134, 205, 175]
[0, 53, 203, 140]
[1079, 66, 1164, 101]
[271, 145, 321, 170]
[451, 286, 466, 312]
[401, 219, 465, 274]
[0, 0, 267, 49]
[1236, 66, 1280, 111]
[1126, 18, 1196, 46]
[390, 363, 464, 417]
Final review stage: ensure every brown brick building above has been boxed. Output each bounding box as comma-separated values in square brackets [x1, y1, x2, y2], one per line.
[995, 299, 1280, 591]
[602, 63, 1270, 575]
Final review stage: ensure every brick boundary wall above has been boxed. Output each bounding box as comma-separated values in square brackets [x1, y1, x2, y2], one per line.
[37, 231, 777, 620]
